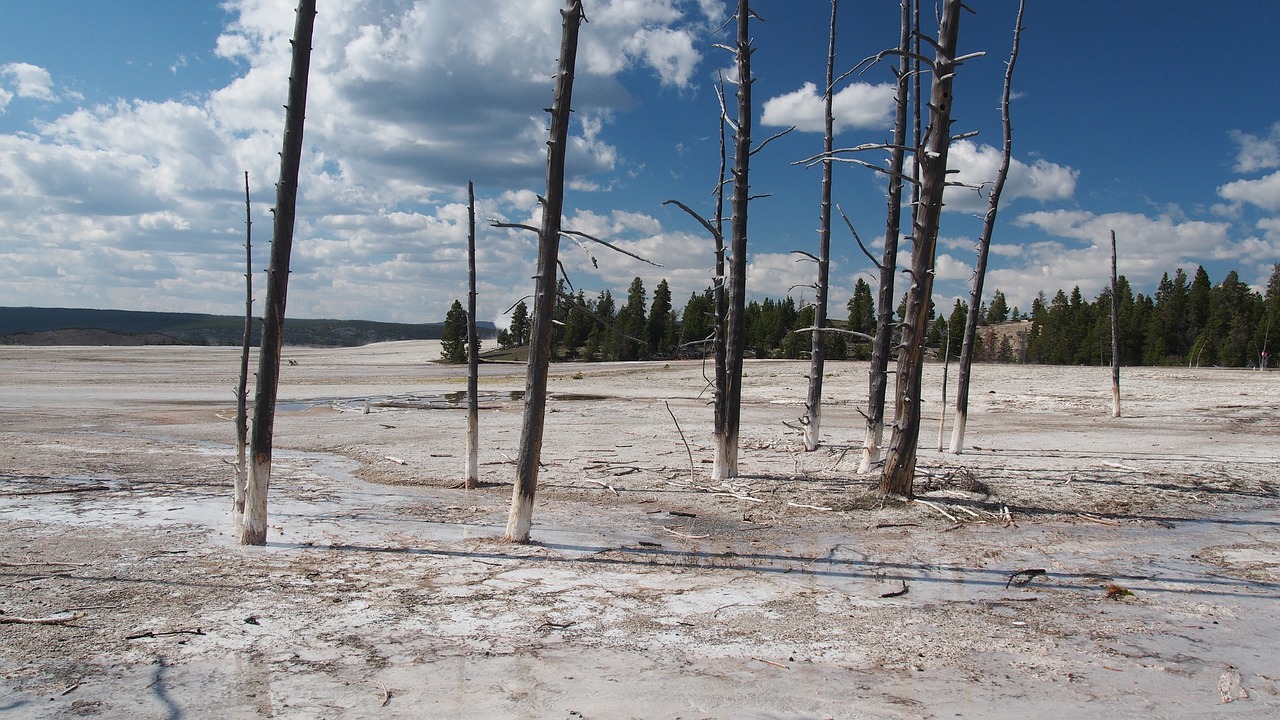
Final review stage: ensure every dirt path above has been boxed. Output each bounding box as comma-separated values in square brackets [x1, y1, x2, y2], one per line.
[2, 344, 1278, 718]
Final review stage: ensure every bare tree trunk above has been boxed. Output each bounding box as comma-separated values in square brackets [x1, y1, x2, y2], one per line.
[242, 0, 316, 546]
[858, 0, 912, 475]
[712, 84, 729, 472]
[937, 333, 950, 451]
[505, 0, 583, 542]
[714, 0, 754, 481]
[1110, 229, 1121, 418]
[948, 0, 1025, 454]
[466, 180, 480, 489]
[233, 171, 253, 523]
[880, 0, 964, 497]
[801, 0, 839, 453]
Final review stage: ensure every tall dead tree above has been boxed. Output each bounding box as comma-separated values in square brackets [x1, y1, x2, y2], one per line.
[1110, 229, 1121, 418]
[505, 0, 584, 543]
[663, 77, 729, 474]
[880, 0, 971, 496]
[465, 180, 480, 489]
[948, 0, 1024, 454]
[242, 0, 316, 546]
[233, 170, 253, 522]
[857, 0, 914, 474]
[715, 0, 756, 480]
[798, 0, 840, 452]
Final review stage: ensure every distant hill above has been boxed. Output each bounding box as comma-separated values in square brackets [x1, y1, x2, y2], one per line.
[0, 307, 496, 347]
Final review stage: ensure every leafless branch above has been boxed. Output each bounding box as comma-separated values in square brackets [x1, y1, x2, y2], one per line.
[837, 203, 882, 270]
[751, 126, 795, 156]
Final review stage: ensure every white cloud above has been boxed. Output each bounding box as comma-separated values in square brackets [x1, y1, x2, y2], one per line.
[760, 81, 896, 133]
[1229, 121, 1280, 173]
[996, 209, 1257, 310]
[1, 62, 57, 101]
[0, 87, 11, 113]
[0, 1, 721, 324]
[1218, 171, 1280, 212]
[942, 140, 1078, 212]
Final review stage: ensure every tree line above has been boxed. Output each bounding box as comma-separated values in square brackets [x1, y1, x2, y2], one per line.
[441, 262, 1280, 369]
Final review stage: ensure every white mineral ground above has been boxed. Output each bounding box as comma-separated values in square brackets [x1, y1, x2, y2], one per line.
[1, 342, 1278, 718]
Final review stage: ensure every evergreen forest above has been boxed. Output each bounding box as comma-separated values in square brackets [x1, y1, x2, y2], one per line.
[451, 263, 1280, 369]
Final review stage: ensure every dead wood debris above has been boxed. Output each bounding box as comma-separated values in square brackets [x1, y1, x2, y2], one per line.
[918, 467, 990, 495]
[1006, 568, 1047, 589]
[880, 581, 909, 598]
[0, 612, 84, 625]
[662, 526, 710, 540]
[125, 628, 206, 640]
[7, 485, 111, 496]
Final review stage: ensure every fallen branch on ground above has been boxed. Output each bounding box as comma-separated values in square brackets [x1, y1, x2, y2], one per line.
[0, 560, 89, 568]
[912, 498, 959, 523]
[1077, 512, 1120, 526]
[0, 612, 84, 625]
[880, 581, 909, 598]
[662, 526, 711, 540]
[1005, 568, 1046, 589]
[710, 492, 765, 503]
[665, 400, 696, 483]
[371, 681, 392, 707]
[787, 501, 832, 511]
[7, 485, 110, 496]
[125, 628, 206, 640]
[583, 478, 619, 496]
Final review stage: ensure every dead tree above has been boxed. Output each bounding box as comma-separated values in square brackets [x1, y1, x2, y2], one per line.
[716, 0, 756, 480]
[797, 0, 840, 452]
[234, 171, 253, 522]
[1110, 229, 1121, 418]
[948, 0, 1024, 454]
[880, 0, 972, 497]
[242, 0, 316, 546]
[505, 0, 584, 543]
[857, 0, 914, 474]
[663, 78, 729, 474]
[465, 180, 480, 489]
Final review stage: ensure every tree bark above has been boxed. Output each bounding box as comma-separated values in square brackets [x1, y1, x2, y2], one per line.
[714, 0, 754, 481]
[949, 0, 1024, 454]
[801, 0, 838, 453]
[234, 171, 253, 522]
[1110, 229, 1121, 418]
[880, 0, 964, 497]
[505, 0, 583, 542]
[466, 180, 480, 489]
[242, 0, 316, 546]
[858, 0, 912, 475]
[712, 80, 729, 473]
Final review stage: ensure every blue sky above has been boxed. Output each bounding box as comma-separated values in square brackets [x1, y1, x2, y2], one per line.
[2, 1, 1278, 327]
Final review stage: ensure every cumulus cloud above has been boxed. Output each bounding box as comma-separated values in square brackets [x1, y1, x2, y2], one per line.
[1229, 121, 1280, 173]
[0, 0, 718, 323]
[760, 81, 896, 133]
[991, 209, 1272, 309]
[942, 140, 1078, 212]
[1218, 171, 1280, 212]
[1, 62, 57, 101]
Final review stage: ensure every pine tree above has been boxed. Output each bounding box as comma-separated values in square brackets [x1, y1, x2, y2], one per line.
[847, 278, 875, 335]
[440, 299, 469, 364]
[647, 279, 674, 357]
[508, 300, 531, 347]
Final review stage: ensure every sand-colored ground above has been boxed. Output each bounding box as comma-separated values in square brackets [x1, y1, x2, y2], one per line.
[2, 342, 1278, 719]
